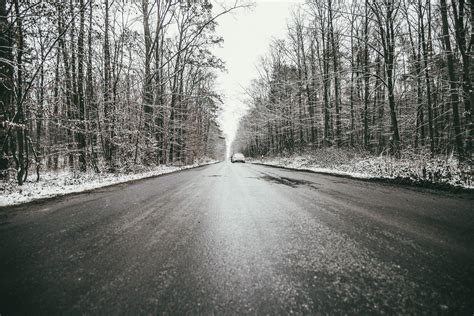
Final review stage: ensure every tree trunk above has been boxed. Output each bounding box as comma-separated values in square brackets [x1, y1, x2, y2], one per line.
[14, 0, 26, 184]
[0, 0, 13, 177]
[328, 0, 341, 146]
[451, 0, 473, 160]
[440, 0, 464, 160]
[363, 0, 370, 149]
[103, 0, 114, 170]
[420, 0, 435, 156]
[77, 0, 87, 171]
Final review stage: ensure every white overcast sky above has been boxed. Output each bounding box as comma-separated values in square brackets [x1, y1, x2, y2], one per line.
[213, 0, 304, 151]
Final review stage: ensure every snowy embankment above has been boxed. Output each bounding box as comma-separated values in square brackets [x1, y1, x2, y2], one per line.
[0, 160, 218, 207]
[250, 149, 473, 190]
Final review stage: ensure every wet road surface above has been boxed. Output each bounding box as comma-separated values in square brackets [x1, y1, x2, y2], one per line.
[1, 162, 473, 314]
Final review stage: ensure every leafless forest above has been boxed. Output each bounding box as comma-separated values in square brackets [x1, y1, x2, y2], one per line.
[0, 0, 242, 185]
[1, 0, 473, 187]
[235, 0, 473, 171]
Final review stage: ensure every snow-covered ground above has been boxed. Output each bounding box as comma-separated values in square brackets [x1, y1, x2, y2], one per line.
[0, 160, 218, 207]
[250, 149, 473, 189]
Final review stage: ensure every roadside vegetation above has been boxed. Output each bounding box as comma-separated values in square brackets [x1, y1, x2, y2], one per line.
[0, 0, 247, 188]
[234, 0, 473, 187]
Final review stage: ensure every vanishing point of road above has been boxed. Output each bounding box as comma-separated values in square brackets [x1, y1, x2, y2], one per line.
[1, 162, 473, 314]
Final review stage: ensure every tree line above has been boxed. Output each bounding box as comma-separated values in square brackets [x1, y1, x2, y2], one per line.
[0, 0, 241, 184]
[235, 0, 473, 165]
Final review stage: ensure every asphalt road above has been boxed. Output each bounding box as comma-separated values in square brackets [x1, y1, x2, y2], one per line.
[1, 162, 473, 315]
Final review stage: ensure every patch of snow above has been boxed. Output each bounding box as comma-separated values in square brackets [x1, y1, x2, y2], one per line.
[250, 149, 473, 189]
[0, 160, 218, 207]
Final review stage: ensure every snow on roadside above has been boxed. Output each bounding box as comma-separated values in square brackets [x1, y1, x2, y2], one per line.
[0, 160, 218, 207]
[250, 150, 473, 189]
[251, 156, 377, 179]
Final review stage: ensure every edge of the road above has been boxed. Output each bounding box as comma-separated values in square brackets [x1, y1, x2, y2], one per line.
[0, 161, 222, 211]
[249, 162, 474, 196]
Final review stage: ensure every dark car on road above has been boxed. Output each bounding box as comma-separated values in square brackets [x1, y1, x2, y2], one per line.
[231, 153, 245, 163]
